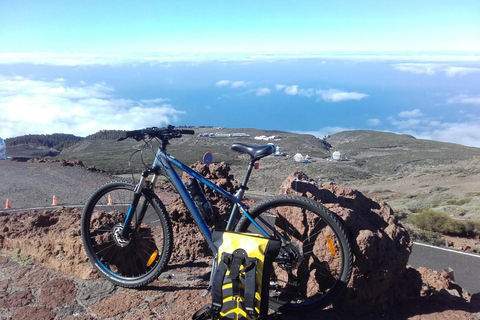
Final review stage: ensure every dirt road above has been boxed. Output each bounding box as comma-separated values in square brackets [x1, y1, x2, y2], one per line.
[0, 159, 112, 211]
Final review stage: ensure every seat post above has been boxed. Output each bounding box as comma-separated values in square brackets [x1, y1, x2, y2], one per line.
[225, 157, 257, 231]
[238, 158, 256, 198]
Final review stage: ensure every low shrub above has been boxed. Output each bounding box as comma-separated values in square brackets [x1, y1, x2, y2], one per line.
[12, 248, 33, 266]
[407, 227, 445, 247]
[430, 186, 449, 193]
[445, 198, 472, 206]
[408, 209, 450, 233]
[392, 207, 409, 220]
[408, 209, 480, 237]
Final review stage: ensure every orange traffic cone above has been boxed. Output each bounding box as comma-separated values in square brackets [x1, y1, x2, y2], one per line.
[5, 198, 11, 209]
[52, 195, 58, 206]
[107, 194, 114, 205]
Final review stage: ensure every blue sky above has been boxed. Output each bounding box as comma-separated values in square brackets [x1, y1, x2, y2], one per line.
[1, 1, 479, 53]
[1, 1, 480, 147]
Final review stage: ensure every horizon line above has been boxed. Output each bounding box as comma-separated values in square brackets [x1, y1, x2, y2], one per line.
[1, 51, 480, 66]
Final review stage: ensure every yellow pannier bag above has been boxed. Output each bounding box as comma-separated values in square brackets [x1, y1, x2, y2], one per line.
[193, 231, 281, 320]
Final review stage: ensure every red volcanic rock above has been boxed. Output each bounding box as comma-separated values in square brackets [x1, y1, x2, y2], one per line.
[88, 293, 145, 318]
[280, 171, 421, 314]
[39, 278, 77, 308]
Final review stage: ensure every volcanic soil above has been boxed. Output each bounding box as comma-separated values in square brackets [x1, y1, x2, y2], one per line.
[0, 159, 479, 319]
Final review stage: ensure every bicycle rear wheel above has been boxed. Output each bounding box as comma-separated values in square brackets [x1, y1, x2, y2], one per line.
[81, 180, 173, 287]
[235, 195, 352, 313]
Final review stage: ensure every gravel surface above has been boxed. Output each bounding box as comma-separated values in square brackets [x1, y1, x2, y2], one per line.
[0, 159, 113, 211]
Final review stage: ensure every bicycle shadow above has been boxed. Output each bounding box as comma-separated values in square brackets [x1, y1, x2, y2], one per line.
[137, 260, 211, 292]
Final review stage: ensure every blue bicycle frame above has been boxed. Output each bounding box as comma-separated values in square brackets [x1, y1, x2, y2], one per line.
[123, 146, 273, 257]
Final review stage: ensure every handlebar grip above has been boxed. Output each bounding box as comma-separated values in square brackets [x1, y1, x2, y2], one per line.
[118, 130, 143, 141]
[117, 127, 194, 141]
[180, 129, 195, 135]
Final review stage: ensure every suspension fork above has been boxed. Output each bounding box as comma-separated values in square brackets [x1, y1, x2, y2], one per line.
[119, 167, 158, 237]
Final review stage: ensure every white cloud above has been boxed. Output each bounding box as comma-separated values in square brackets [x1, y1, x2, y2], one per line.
[393, 63, 440, 75]
[294, 126, 351, 139]
[389, 117, 422, 130]
[447, 94, 480, 105]
[407, 121, 480, 148]
[254, 88, 271, 96]
[284, 85, 299, 95]
[393, 63, 480, 77]
[216, 80, 231, 87]
[216, 80, 248, 89]
[231, 81, 247, 88]
[444, 66, 480, 77]
[280, 84, 368, 102]
[298, 120, 480, 148]
[275, 84, 287, 91]
[316, 89, 368, 102]
[367, 118, 381, 126]
[388, 110, 480, 147]
[140, 98, 169, 104]
[0, 75, 184, 138]
[2, 52, 480, 66]
[293, 128, 340, 139]
[398, 109, 423, 118]
[299, 88, 315, 98]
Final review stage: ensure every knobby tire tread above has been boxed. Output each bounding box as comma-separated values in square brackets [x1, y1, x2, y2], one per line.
[81, 180, 173, 288]
[235, 194, 353, 313]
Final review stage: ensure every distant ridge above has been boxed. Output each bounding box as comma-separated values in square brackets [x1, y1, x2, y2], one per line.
[5, 133, 83, 158]
[5, 128, 480, 181]
[5, 133, 82, 150]
[325, 130, 480, 175]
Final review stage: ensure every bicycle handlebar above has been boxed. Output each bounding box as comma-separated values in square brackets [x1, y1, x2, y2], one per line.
[118, 125, 195, 141]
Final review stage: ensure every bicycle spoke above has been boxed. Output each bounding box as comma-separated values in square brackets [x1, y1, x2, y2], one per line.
[235, 195, 352, 311]
[95, 242, 117, 255]
[82, 181, 172, 286]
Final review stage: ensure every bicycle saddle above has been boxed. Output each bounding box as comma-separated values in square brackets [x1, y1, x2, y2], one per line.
[231, 143, 275, 160]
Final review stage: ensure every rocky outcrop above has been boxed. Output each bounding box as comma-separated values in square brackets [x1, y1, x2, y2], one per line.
[280, 171, 421, 314]
[0, 208, 97, 280]
[158, 161, 241, 263]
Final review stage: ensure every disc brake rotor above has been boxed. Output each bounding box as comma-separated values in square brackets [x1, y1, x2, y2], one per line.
[279, 241, 303, 271]
[112, 223, 131, 247]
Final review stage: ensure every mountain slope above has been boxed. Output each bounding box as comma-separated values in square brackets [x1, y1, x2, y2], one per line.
[325, 130, 480, 175]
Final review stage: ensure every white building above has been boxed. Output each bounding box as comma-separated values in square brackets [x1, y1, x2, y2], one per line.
[254, 135, 281, 141]
[274, 145, 285, 156]
[293, 153, 303, 162]
[199, 132, 250, 138]
[293, 153, 311, 163]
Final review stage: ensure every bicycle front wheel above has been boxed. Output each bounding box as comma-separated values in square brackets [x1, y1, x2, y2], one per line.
[81, 180, 173, 288]
[235, 195, 353, 313]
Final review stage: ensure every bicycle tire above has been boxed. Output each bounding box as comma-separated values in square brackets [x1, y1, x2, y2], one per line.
[81, 180, 173, 287]
[235, 194, 353, 313]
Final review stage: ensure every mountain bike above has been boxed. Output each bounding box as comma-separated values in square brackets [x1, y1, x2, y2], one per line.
[81, 125, 353, 313]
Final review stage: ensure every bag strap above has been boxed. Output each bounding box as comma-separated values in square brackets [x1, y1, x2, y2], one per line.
[211, 252, 231, 310]
[229, 251, 246, 297]
[243, 257, 258, 318]
[206, 249, 259, 319]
